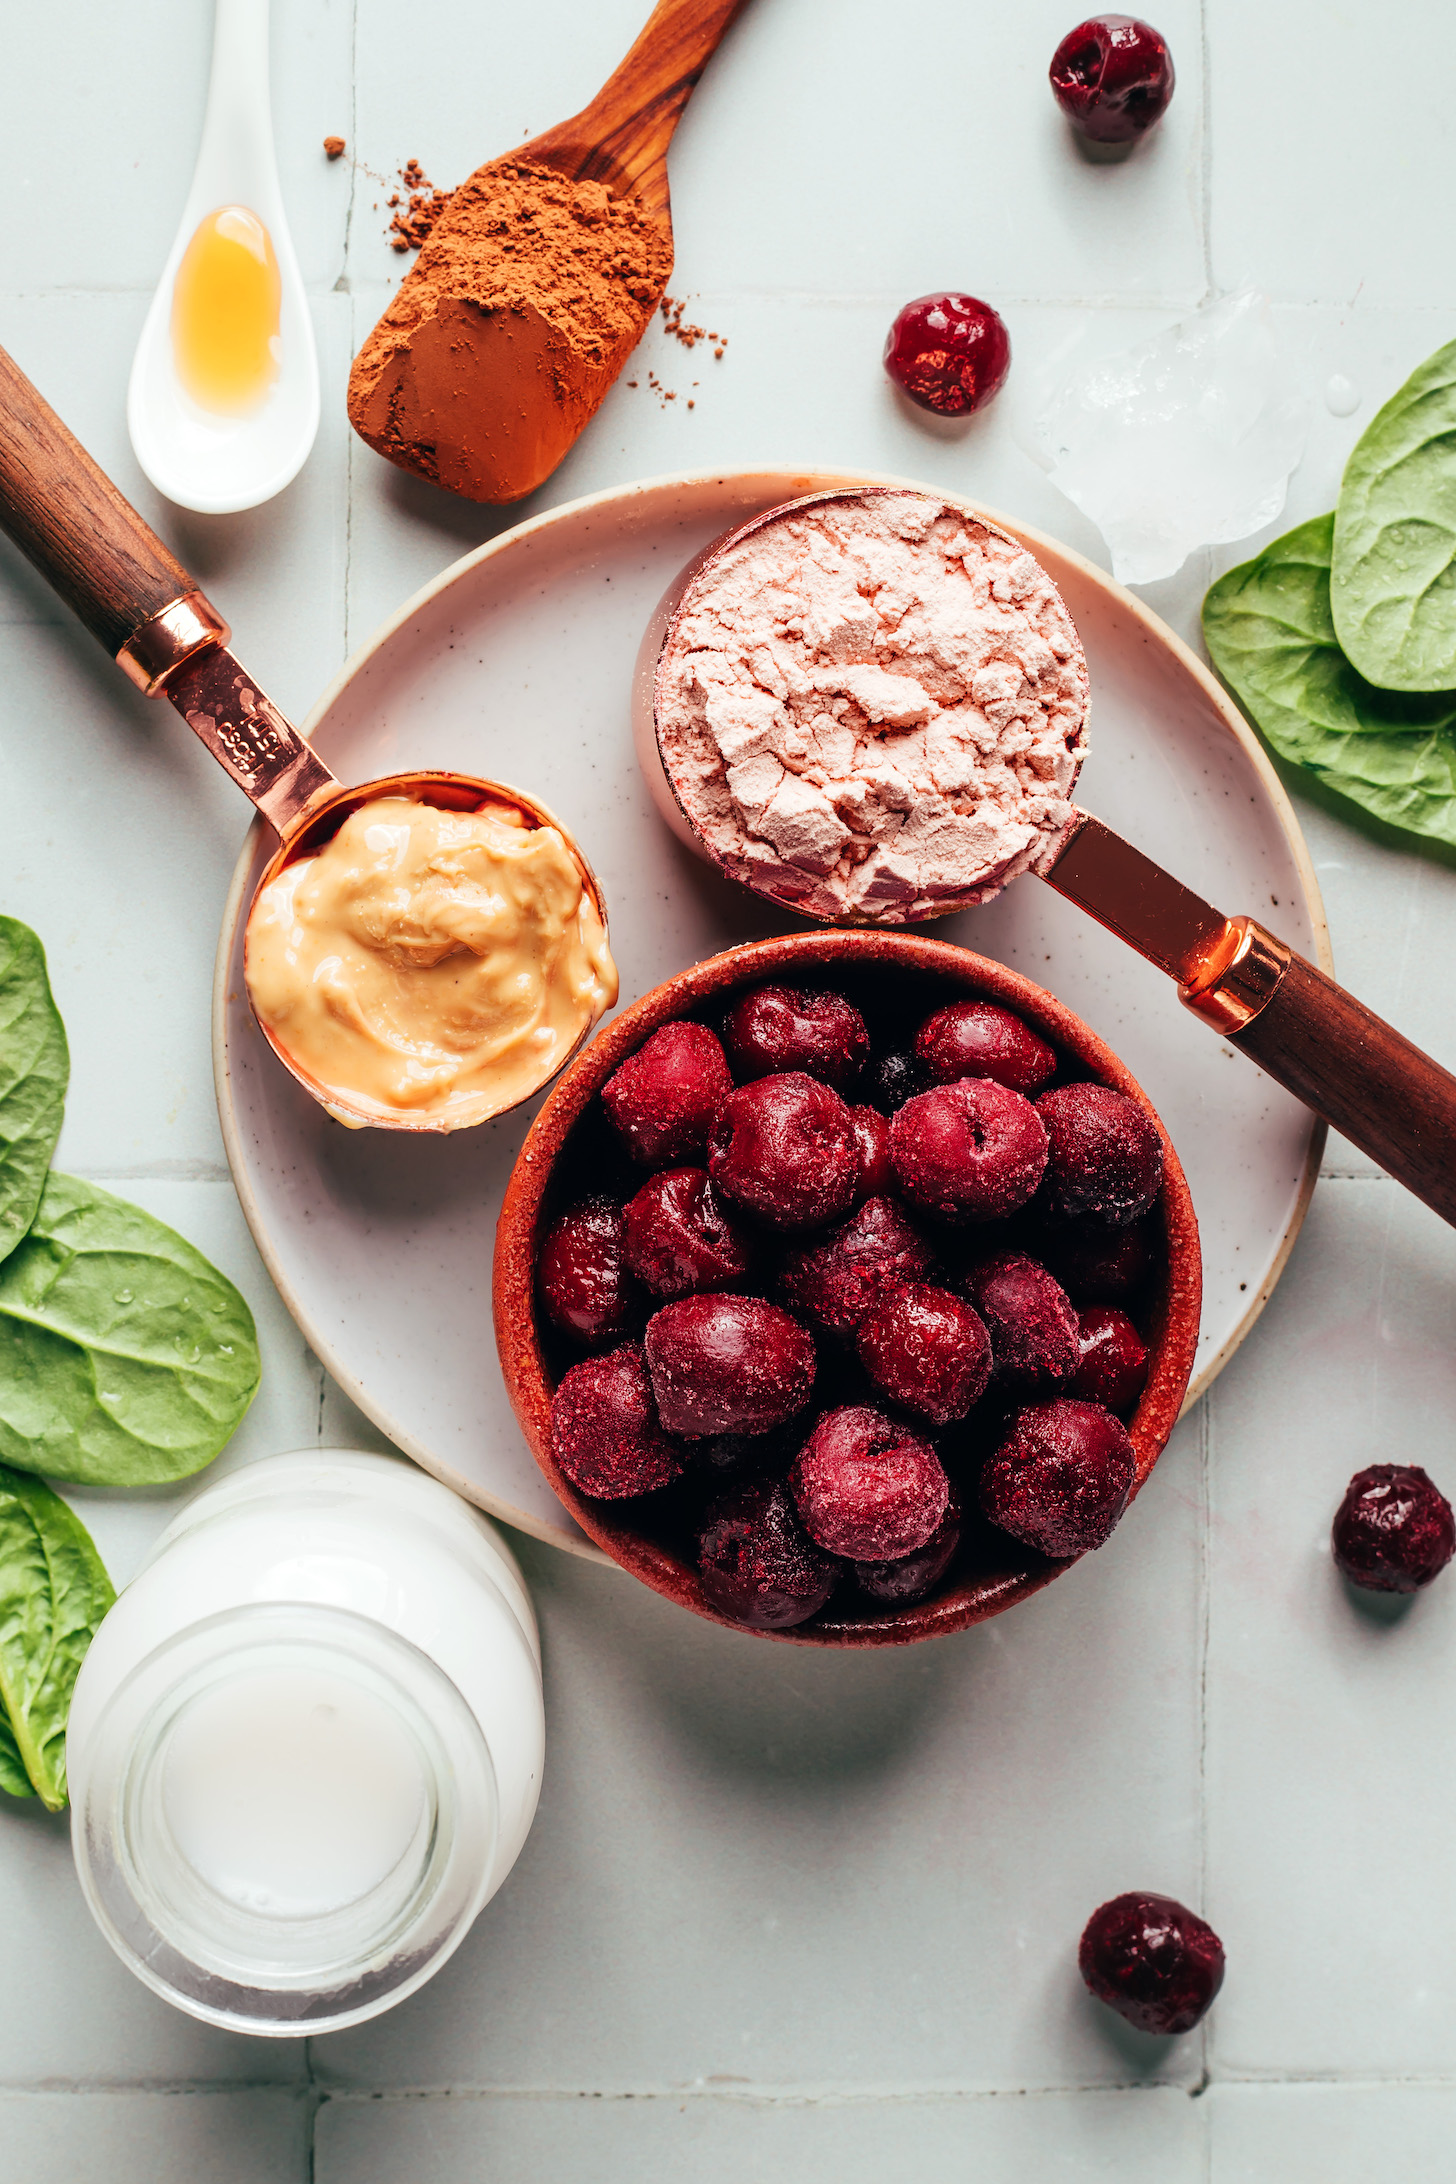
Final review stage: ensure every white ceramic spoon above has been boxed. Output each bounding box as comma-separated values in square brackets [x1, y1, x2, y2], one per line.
[128, 0, 318, 514]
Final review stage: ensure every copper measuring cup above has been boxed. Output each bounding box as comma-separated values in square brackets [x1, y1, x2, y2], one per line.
[641, 487, 1456, 1230]
[0, 343, 614, 1132]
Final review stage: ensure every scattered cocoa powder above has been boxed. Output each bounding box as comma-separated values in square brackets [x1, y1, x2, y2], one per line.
[348, 158, 673, 504]
[323, 135, 346, 160]
[386, 159, 454, 253]
[661, 296, 728, 354]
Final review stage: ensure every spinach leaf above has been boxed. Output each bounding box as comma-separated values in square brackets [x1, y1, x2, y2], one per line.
[0, 919, 69, 1269]
[0, 1705, 34, 1799]
[1331, 338, 1456, 691]
[0, 1173, 261, 1486]
[1203, 514, 1456, 848]
[0, 1463, 114, 1809]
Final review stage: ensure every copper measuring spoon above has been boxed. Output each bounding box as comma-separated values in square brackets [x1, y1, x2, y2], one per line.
[0, 342, 613, 1132]
[642, 489, 1456, 1229]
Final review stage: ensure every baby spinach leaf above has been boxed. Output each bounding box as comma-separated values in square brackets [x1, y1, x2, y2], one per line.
[0, 918, 69, 1269]
[0, 1463, 114, 1809]
[1331, 338, 1456, 691]
[0, 1173, 261, 1486]
[0, 1706, 34, 1799]
[1203, 514, 1456, 848]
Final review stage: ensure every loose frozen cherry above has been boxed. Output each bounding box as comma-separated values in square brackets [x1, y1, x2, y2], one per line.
[1073, 1305, 1149, 1413]
[1079, 1894, 1224, 2036]
[884, 294, 1011, 418]
[537, 1197, 643, 1348]
[916, 1001, 1057, 1098]
[709, 1072, 860, 1231]
[856, 1281, 992, 1427]
[891, 1079, 1048, 1224]
[849, 1103, 894, 1198]
[980, 1398, 1135, 1557]
[723, 984, 869, 1091]
[790, 1405, 950, 1561]
[644, 1293, 816, 1437]
[1036, 1212, 1156, 1303]
[966, 1251, 1079, 1393]
[622, 1168, 755, 1299]
[780, 1195, 938, 1338]
[698, 1477, 838, 1630]
[601, 1021, 733, 1168]
[855, 1493, 962, 1607]
[1050, 17, 1175, 144]
[1037, 1083, 1163, 1225]
[865, 1049, 925, 1114]
[1332, 1465, 1456, 1595]
[550, 1343, 685, 1499]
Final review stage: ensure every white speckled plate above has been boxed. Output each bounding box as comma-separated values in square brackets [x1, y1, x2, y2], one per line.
[215, 467, 1329, 1557]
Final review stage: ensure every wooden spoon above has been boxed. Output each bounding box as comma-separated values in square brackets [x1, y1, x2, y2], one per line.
[347, 0, 752, 505]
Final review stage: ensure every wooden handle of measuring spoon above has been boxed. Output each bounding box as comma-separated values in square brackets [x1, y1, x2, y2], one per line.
[0, 342, 203, 659]
[527, 0, 754, 215]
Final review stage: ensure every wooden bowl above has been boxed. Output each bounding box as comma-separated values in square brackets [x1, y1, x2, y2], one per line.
[494, 931, 1201, 1646]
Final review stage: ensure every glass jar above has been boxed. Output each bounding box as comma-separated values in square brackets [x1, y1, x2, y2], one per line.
[66, 1449, 543, 2036]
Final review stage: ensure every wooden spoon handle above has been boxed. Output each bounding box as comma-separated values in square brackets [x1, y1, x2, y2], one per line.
[0, 342, 197, 658]
[533, 0, 753, 204]
[1193, 937, 1456, 1226]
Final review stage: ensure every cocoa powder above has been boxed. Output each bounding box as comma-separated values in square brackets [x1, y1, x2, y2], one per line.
[347, 158, 673, 504]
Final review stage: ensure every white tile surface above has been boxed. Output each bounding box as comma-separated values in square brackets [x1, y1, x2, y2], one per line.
[4, 0, 1456, 2177]
[315, 2086, 1202, 2182]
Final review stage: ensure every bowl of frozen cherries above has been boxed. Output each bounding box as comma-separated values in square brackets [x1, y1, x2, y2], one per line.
[495, 932, 1200, 1645]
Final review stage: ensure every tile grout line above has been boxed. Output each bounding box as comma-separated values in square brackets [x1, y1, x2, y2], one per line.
[1198, 0, 1214, 306]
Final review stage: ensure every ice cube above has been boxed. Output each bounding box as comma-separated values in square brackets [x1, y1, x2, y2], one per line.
[1030, 290, 1310, 586]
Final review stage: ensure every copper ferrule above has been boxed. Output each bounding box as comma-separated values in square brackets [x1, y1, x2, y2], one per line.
[1180, 917, 1292, 1036]
[116, 592, 231, 697]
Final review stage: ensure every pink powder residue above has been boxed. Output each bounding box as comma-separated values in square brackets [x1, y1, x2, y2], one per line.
[654, 491, 1090, 924]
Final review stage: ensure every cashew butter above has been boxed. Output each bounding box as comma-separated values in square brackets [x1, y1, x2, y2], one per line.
[244, 796, 617, 1127]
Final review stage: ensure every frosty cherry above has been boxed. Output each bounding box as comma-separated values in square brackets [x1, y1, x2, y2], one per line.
[856, 1280, 992, 1426]
[723, 984, 869, 1090]
[1073, 1305, 1149, 1413]
[697, 1476, 838, 1630]
[644, 1293, 815, 1437]
[966, 1251, 1080, 1393]
[1079, 1893, 1223, 2036]
[549, 1343, 685, 1499]
[537, 1198, 643, 1348]
[884, 294, 1011, 417]
[1050, 16, 1175, 144]
[780, 1195, 938, 1338]
[1037, 1082, 1163, 1224]
[622, 1168, 755, 1299]
[601, 1021, 733, 1168]
[890, 1079, 1048, 1224]
[790, 1405, 950, 1561]
[709, 1072, 860, 1231]
[1332, 1465, 1456, 1594]
[980, 1398, 1135, 1557]
[915, 1000, 1057, 1098]
[855, 1494, 962, 1608]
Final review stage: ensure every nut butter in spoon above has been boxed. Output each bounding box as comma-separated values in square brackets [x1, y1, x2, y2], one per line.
[347, 0, 750, 503]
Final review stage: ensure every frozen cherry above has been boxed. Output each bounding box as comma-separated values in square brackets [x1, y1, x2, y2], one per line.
[698, 1476, 838, 1630]
[1073, 1305, 1149, 1413]
[723, 984, 869, 1091]
[856, 1281, 992, 1427]
[644, 1293, 815, 1437]
[890, 1079, 1048, 1224]
[966, 1251, 1079, 1393]
[780, 1195, 938, 1338]
[884, 293, 1011, 418]
[1332, 1465, 1456, 1595]
[550, 1343, 685, 1499]
[708, 1072, 860, 1231]
[1037, 1212, 1155, 1303]
[980, 1398, 1135, 1557]
[855, 1493, 962, 1608]
[622, 1168, 755, 1299]
[1050, 17, 1175, 144]
[849, 1103, 893, 1198]
[1079, 1894, 1224, 2036]
[1037, 1083, 1163, 1225]
[915, 1000, 1057, 1098]
[790, 1405, 949, 1561]
[601, 1021, 733, 1168]
[865, 1049, 925, 1114]
[537, 1197, 642, 1348]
